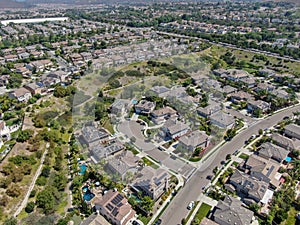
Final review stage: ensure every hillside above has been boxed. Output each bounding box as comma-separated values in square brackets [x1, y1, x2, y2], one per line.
[0, 0, 30, 8]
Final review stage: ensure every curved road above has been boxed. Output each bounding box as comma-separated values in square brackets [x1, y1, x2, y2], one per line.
[160, 105, 300, 225]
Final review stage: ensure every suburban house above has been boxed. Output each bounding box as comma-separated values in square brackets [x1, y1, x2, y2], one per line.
[227, 170, 271, 205]
[47, 70, 70, 82]
[160, 119, 190, 139]
[131, 167, 170, 200]
[197, 101, 222, 118]
[134, 100, 156, 115]
[8, 87, 32, 102]
[90, 140, 124, 163]
[24, 83, 46, 95]
[94, 190, 136, 225]
[80, 214, 111, 225]
[80, 125, 110, 147]
[241, 155, 281, 189]
[150, 86, 170, 98]
[106, 151, 139, 181]
[258, 142, 289, 163]
[110, 99, 131, 115]
[229, 91, 253, 104]
[177, 130, 209, 152]
[223, 69, 249, 82]
[211, 195, 254, 225]
[271, 133, 300, 151]
[151, 106, 177, 124]
[247, 99, 271, 113]
[210, 111, 235, 129]
[200, 218, 218, 225]
[284, 124, 300, 140]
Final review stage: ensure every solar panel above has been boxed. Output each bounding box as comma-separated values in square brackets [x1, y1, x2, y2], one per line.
[112, 208, 119, 217]
[106, 203, 114, 211]
[266, 166, 274, 177]
[112, 194, 124, 205]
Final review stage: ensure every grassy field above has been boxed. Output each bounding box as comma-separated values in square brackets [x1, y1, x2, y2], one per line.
[191, 203, 212, 224]
[208, 45, 300, 76]
[239, 153, 250, 160]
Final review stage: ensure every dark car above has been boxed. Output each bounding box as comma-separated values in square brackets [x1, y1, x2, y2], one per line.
[206, 175, 212, 180]
[154, 219, 162, 225]
[133, 221, 141, 225]
[220, 160, 225, 165]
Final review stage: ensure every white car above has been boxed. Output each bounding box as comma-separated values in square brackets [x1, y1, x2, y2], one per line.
[187, 201, 195, 210]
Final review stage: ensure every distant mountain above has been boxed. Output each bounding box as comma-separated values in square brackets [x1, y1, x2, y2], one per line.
[0, 0, 30, 8]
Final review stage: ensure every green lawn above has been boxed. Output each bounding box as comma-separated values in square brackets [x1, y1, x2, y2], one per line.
[239, 153, 249, 160]
[232, 161, 240, 167]
[142, 157, 154, 166]
[191, 203, 212, 225]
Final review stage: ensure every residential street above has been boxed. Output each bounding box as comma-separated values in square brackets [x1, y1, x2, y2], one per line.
[160, 105, 300, 225]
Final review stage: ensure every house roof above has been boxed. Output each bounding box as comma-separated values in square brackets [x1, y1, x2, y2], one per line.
[90, 141, 124, 161]
[80, 214, 111, 225]
[210, 111, 235, 127]
[107, 151, 139, 176]
[132, 166, 170, 194]
[178, 130, 209, 148]
[200, 218, 218, 225]
[197, 101, 221, 116]
[285, 124, 300, 139]
[81, 125, 109, 144]
[230, 170, 268, 201]
[272, 133, 300, 150]
[152, 106, 177, 117]
[94, 190, 135, 224]
[10, 87, 31, 97]
[164, 119, 190, 135]
[213, 195, 254, 225]
[258, 142, 289, 162]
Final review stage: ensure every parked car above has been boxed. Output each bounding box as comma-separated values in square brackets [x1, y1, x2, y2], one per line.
[187, 201, 195, 210]
[206, 175, 213, 180]
[133, 221, 141, 225]
[154, 219, 162, 225]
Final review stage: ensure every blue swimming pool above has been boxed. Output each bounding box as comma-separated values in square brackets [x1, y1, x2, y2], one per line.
[79, 164, 87, 175]
[132, 99, 138, 104]
[82, 186, 88, 192]
[83, 189, 95, 201]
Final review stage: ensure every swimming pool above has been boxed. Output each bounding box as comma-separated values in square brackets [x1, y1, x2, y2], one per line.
[82, 185, 89, 192]
[83, 189, 95, 201]
[79, 164, 87, 175]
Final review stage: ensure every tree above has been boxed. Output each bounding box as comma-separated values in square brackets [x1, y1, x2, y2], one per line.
[36, 187, 56, 214]
[16, 129, 34, 142]
[3, 217, 17, 225]
[226, 154, 231, 160]
[141, 196, 154, 212]
[25, 202, 35, 213]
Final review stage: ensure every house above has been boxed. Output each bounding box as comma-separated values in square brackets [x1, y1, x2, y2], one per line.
[134, 100, 156, 115]
[94, 190, 136, 225]
[242, 154, 281, 189]
[200, 218, 218, 225]
[24, 83, 46, 95]
[151, 106, 177, 124]
[80, 125, 110, 147]
[15, 67, 31, 77]
[197, 101, 222, 118]
[18, 52, 30, 60]
[211, 195, 254, 225]
[258, 142, 289, 163]
[271, 133, 300, 151]
[240, 77, 256, 88]
[161, 119, 190, 139]
[8, 87, 32, 102]
[110, 99, 131, 115]
[228, 170, 270, 204]
[0, 121, 6, 136]
[80, 214, 111, 225]
[90, 140, 125, 162]
[177, 130, 209, 152]
[47, 70, 70, 82]
[229, 91, 252, 104]
[210, 111, 235, 129]
[247, 99, 270, 113]
[271, 89, 290, 100]
[0, 75, 10, 87]
[284, 124, 300, 140]
[106, 151, 139, 181]
[26, 60, 52, 72]
[222, 85, 237, 95]
[131, 166, 170, 200]
[254, 83, 275, 93]
[4, 54, 18, 62]
[224, 69, 249, 82]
